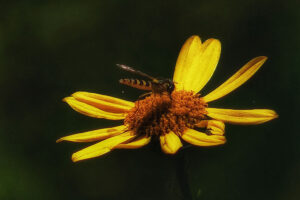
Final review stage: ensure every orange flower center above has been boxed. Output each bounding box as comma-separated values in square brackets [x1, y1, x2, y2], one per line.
[124, 91, 208, 136]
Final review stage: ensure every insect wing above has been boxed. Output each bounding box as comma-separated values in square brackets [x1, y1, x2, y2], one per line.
[117, 64, 157, 81]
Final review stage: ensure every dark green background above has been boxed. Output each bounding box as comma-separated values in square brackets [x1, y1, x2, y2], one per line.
[0, 0, 299, 200]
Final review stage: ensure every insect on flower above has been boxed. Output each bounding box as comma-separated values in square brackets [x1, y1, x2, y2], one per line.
[57, 35, 278, 162]
[117, 64, 175, 95]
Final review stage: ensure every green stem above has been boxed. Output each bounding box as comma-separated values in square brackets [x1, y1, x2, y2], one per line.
[176, 151, 192, 200]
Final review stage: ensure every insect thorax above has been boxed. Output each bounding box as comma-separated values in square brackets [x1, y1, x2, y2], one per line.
[152, 79, 175, 94]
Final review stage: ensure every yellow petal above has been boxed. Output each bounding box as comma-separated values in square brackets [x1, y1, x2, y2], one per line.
[160, 131, 182, 154]
[64, 97, 125, 120]
[173, 36, 221, 93]
[56, 125, 126, 143]
[207, 108, 278, 125]
[115, 135, 151, 149]
[72, 91, 134, 113]
[181, 128, 226, 146]
[173, 35, 202, 91]
[71, 132, 135, 162]
[195, 120, 225, 135]
[203, 56, 267, 102]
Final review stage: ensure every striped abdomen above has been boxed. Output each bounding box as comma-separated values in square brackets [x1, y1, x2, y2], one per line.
[119, 78, 152, 91]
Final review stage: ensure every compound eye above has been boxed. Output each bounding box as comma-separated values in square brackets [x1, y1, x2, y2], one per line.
[168, 83, 175, 93]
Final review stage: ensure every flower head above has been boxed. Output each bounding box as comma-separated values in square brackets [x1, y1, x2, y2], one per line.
[57, 35, 278, 162]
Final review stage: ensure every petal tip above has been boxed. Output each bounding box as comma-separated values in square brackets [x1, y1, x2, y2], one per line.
[56, 138, 63, 143]
[257, 56, 268, 64]
[71, 154, 80, 162]
[189, 35, 201, 40]
[161, 146, 182, 154]
[71, 91, 84, 98]
[207, 38, 220, 42]
[264, 109, 278, 119]
[260, 56, 268, 60]
[63, 96, 74, 103]
[272, 111, 279, 119]
[184, 35, 202, 47]
[205, 38, 221, 47]
[72, 152, 87, 162]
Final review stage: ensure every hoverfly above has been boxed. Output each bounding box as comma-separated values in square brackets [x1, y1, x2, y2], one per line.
[117, 64, 175, 95]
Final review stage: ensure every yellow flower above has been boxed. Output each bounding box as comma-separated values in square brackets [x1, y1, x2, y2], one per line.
[57, 35, 278, 162]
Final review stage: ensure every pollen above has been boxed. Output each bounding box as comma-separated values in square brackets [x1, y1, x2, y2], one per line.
[124, 91, 208, 136]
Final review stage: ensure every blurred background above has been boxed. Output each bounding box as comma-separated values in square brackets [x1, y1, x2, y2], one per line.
[0, 0, 299, 199]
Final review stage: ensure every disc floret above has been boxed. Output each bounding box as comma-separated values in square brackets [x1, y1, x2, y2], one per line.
[124, 91, 208, 136]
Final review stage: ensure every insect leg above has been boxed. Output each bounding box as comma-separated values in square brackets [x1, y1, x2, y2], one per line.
[138, 92, 152, 100]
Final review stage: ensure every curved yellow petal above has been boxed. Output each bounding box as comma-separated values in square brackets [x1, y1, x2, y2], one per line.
[56, 125, 126, 143]
[160, 131, 182, 154]
[181, 128, 226, 146]
[173, 36, 221, 93]
[71, 132, 135, 162]
[63, 97, 125, 120]
[115, 135, 151, 149]
[173, 35, 202, 91]
[72, 91, 134, 113]
[203, 56, 267, 102]
[195, 120, 225, 135]
[207, 108, 278, 125]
